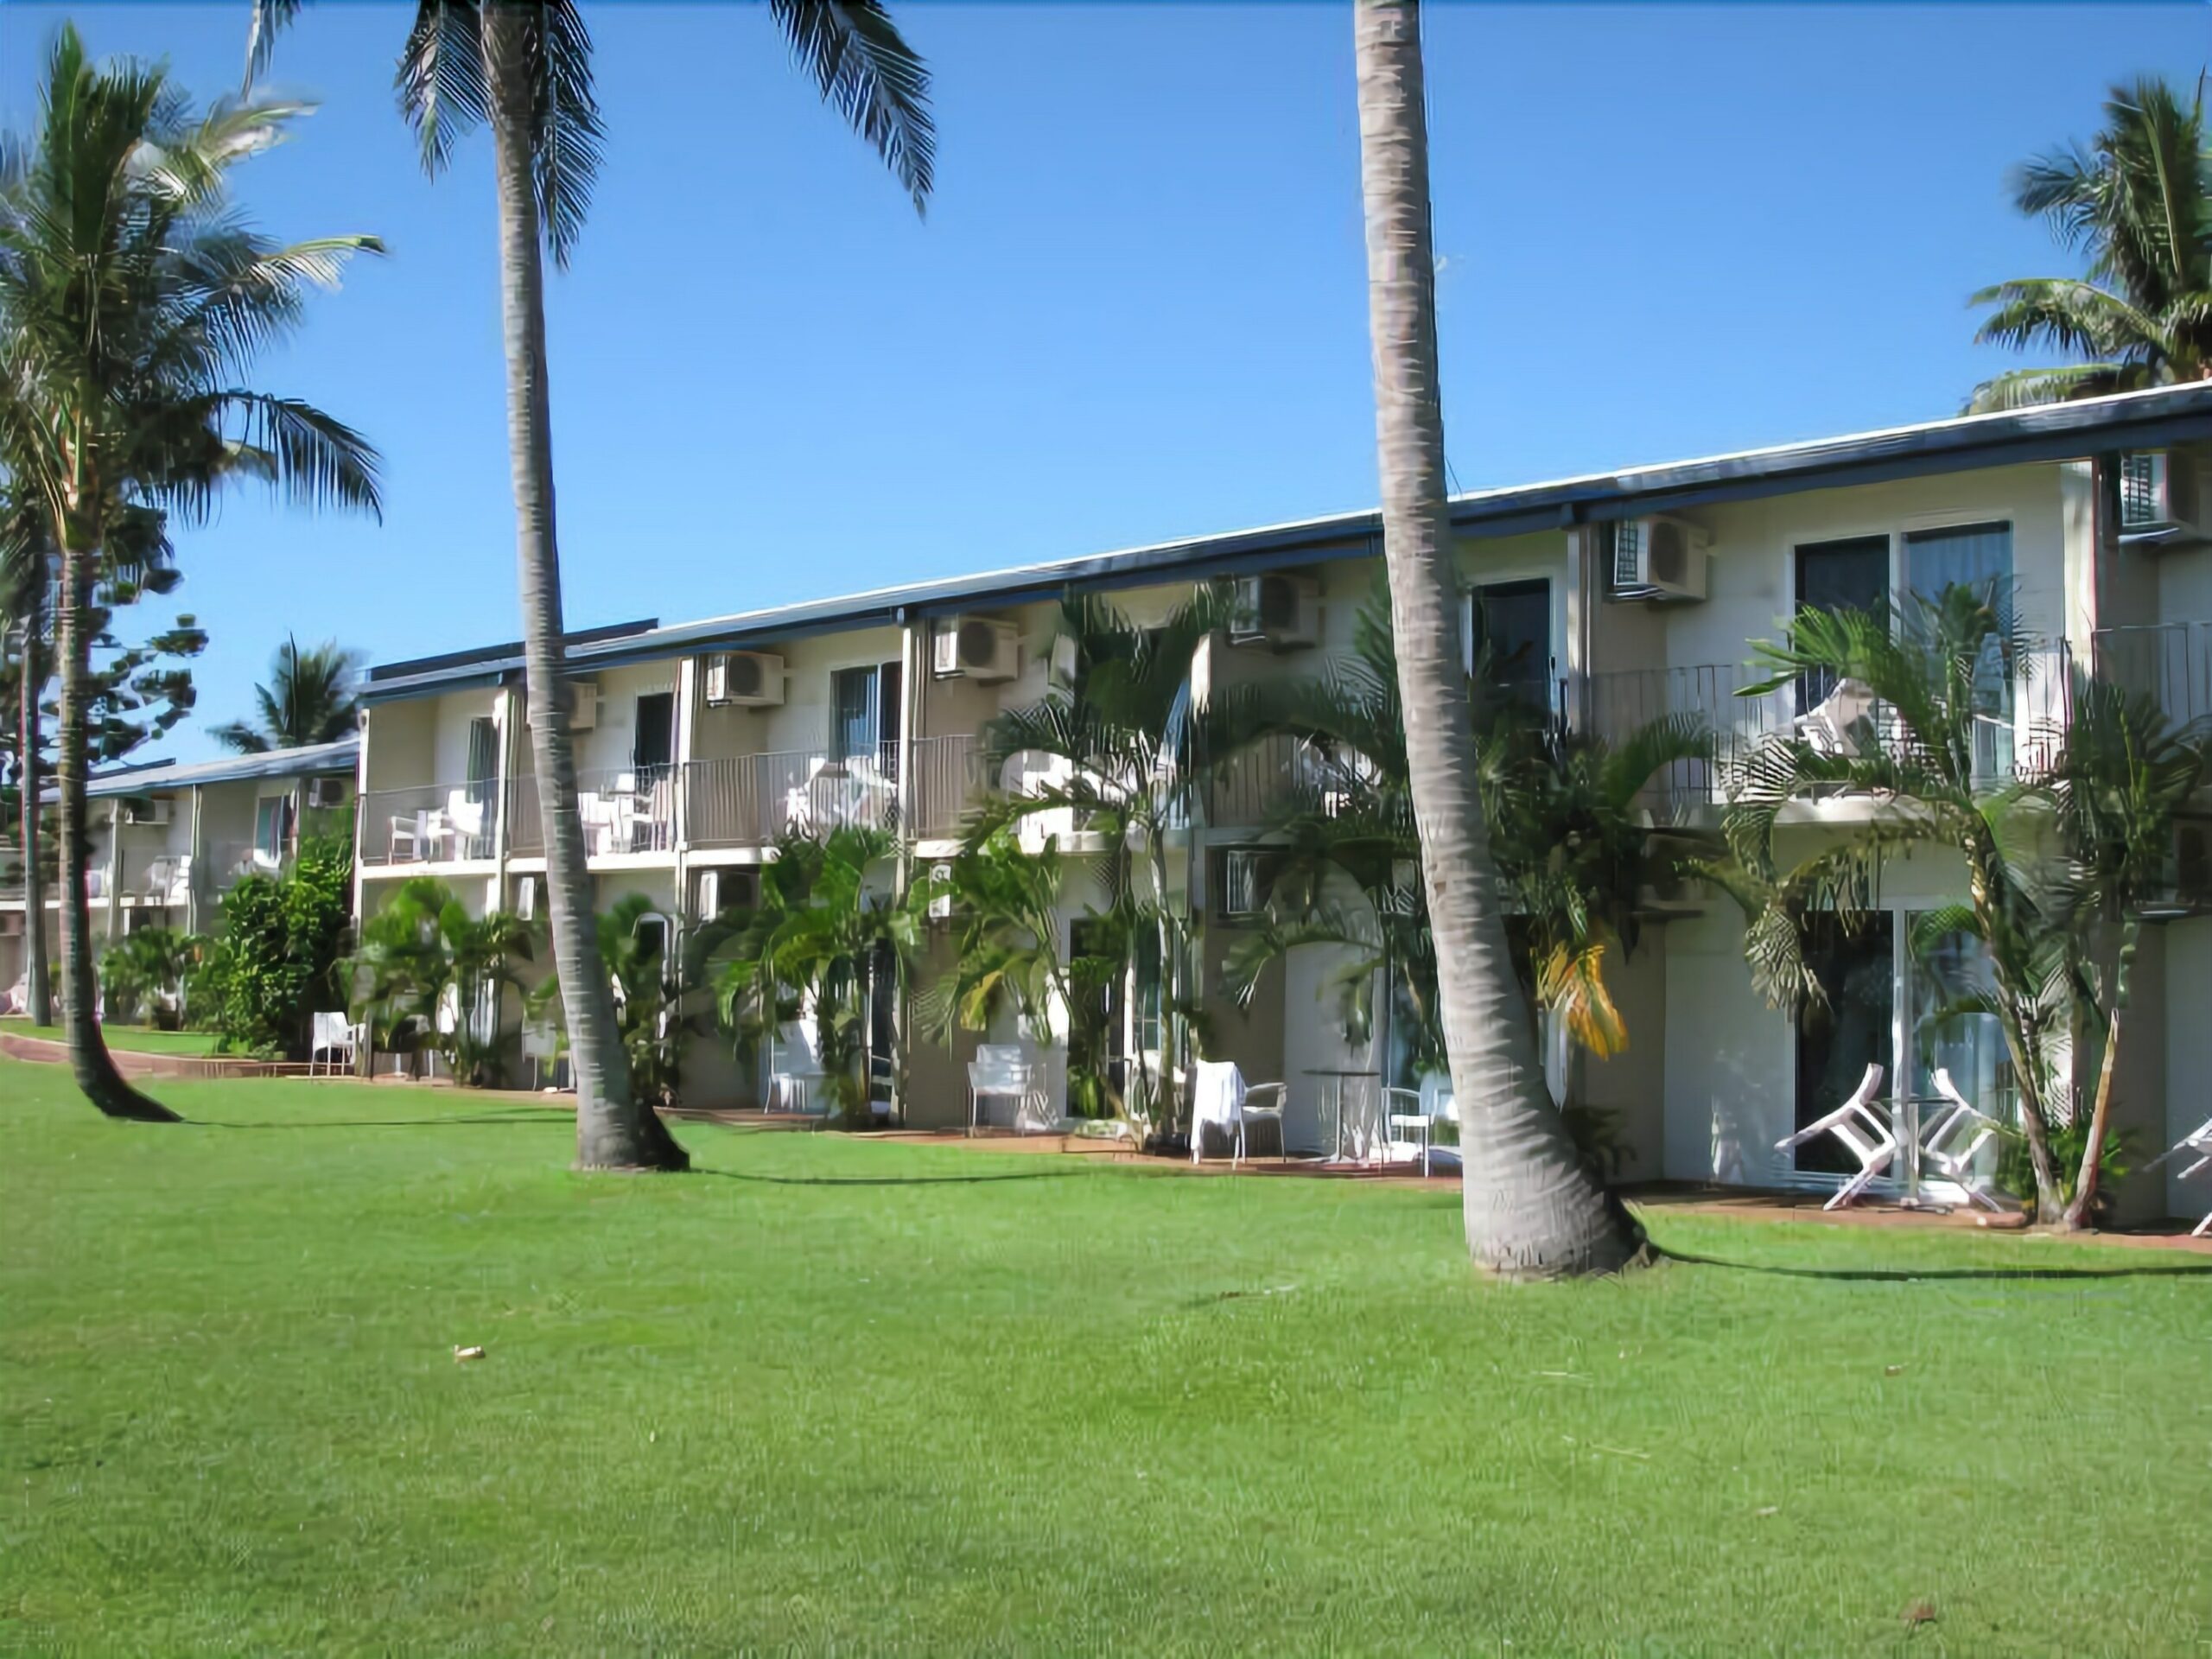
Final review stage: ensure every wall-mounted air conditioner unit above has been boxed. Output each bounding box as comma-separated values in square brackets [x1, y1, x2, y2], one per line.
[306, 777, 350, 810]
[123, 798, 172, 827]
[926, 861, 954, 921]
[932, 617, 1019, 682]
[704, 651, 785, 708]
[1230, 573, 1319, 650]
[2117, 450, 2212, 545]
[1610, 516, 1709, 601]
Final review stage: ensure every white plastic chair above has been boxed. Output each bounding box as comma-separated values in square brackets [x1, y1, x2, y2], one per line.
[968, 1043, 1050, 1133]
[1795, 677, 1877, 757]
[521, 1020, 569, 1091]
[1775, 1062, 1894, 1209]
[308, 1011, 362, 1078]
[1922, 1066, 2005, 1211]
[769, 1021, 829, 1116]
[2157, 1117, 2212, 1237]
[1188, 1060, 1287, 1166]
[390, 811, 426, 862]
[1384, 1072, 1460, 1176]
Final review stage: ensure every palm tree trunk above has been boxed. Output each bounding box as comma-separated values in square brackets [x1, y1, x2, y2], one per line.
[52, 545, 175, 1122]
[481, 1, 684, 1172]
[1352, 0, 1636, 1276]
[19, 601, 51, 1027]
[1993, 989, 2065, 1222]
[2063, 916, 2136, 1230]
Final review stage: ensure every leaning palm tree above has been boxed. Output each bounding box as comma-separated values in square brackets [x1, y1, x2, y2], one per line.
[247, 0, 933, 1171]
[1967, 77, 2212, 411]
[211, 633, 361, 753]
[1351, 0, 1641, 1275]
[0, 29, 381, 1120]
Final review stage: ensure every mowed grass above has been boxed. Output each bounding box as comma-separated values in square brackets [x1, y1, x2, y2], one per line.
[1, 1020, 221, 1056]
[3, 1061, 2208, 1656]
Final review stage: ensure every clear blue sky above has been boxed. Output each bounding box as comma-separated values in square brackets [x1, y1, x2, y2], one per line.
[3, 3, 2208, 762]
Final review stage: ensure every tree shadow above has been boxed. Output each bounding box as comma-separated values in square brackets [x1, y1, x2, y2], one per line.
[180, 1109, 563, 1130]
[687, 1166, 1085, 1189]
[1654, 1243, 2212, 1282]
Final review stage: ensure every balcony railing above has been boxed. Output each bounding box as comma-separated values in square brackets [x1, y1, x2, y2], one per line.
[685, 746, 899, 849]
[1582, 645, 2072, 810]
[204, 840, 292, 893]
[506, 764, 677, 860]
[116, 849, 195, 908]
[911, 734, 985, 837]
[360, 782, 499, 867]
[2094, 621, 2212, 729]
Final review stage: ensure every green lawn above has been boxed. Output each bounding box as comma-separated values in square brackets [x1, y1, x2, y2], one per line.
[3, 1060, 2207, 1656]
[1, 1020, 221, 1056]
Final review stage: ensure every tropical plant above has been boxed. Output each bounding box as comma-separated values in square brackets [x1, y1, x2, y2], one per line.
[916, 828, 1071, 1050]
[349, 874, 534, 1086]
[1216, 585, 1708, 1117]
[2039, 676, 2209, 1224]
[1967, 77, 2212, 411]
[198, 832, 353, 1058]
[1351, 0, 1641, 1275]
[698, 825, 920, 1128]
[0, 28, 379, 1120]
[969, 587, 1229, 1135]
[1712, 585, 2086, 1217]
[98, 926, 206, 1030]
[247, 0, 935, 1171]
[0, 499, 51, 1022]
[211, 634, 362, 753]
[529, 893, 687, 1107]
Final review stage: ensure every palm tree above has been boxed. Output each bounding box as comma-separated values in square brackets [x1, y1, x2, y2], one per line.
[98, 926, 205, 1031]
[1351, 0, 1641, 1275]
[699, 825, 920, 1126]
[0, 29, 381, 1121]
[1719, 586, 2081, 1218]
[0, 492, 52, 1025]
[247, 0, 933, 1171]
[2042, 677, 2209, 1224]
[969, 588, 1229, 1137]
[211, 634, 361, 753]
[351, 874, 535, 1085]
[1217, 585, 1707, 1130]
[1967, 77, 2212, 412]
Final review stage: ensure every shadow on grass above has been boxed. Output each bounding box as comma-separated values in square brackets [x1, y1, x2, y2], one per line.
[180, 1109, 563, 1131]
[688, 1166, 1085, 1189]
[1654, 1243, 2212, 1282]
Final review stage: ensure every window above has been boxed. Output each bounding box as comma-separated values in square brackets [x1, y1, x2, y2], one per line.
[830, 663, 901, 773]
[1464, 578, 1552, 709]
[1217, 849, 1265, 919]
[1793, 537, 1890, 715]
[1904, 522, 2012, 613]
[632, 692, 675, 772]
[1793, 912, 1895, 1177]
[252, 794, 295, 861]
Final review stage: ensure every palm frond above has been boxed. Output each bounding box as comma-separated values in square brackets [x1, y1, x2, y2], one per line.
[766, 0, 936, 216]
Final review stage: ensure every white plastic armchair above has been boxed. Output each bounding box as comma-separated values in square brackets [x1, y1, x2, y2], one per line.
[308, 1011, 363, 1078]
[389, 811, 426, 862]
[968, 1043, 1049, 1134]
[1775, 1062, 1893, 1209]
[2158, 1117, 2212, 1237]
[1923, 1066, 2005, 1211]
[769, 1022, 829, 1116]
[1384, 1072, 1460, 1176]
[1188, 1060, 1286, 1166]
[1795, 677, 1877, 757]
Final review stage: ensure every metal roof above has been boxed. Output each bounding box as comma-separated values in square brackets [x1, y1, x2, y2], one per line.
[362, 383, 2212, 703]
[85, 734, 359, 798]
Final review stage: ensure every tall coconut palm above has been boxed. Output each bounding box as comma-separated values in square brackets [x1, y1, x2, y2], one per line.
[1967, 77, 2212, 412]
[247, 0, 933, 1170]
[211, 633, 361, 753]
[1351, 0, 1640, 1276]
[0, 28, 381, 1120]
[0, 492, 52, 1025]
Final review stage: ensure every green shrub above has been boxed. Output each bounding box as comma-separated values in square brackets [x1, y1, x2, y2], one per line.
[199, 835, 353, 1058]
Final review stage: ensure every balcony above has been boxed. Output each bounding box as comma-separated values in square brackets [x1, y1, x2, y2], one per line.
[1582, 645, 2072, 811]
[360, 782, 499, 868]
[911, 734, 986, 838]
[204, 840, 292, 892]
[507, 765, 676, 860]
[685, 746, 899, 850]
[2094, 621, 2212, 728]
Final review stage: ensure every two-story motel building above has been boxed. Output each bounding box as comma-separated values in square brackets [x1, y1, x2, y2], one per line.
[343, 386, 2212, 1222]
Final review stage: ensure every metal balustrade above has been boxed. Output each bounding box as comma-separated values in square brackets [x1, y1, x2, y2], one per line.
[506, 764, 677, 859]
[360, 782, 499, 866]
[911, 734, 985, 837]
[2094, 621, 2212, 729]
[684, 746, 899, 849]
